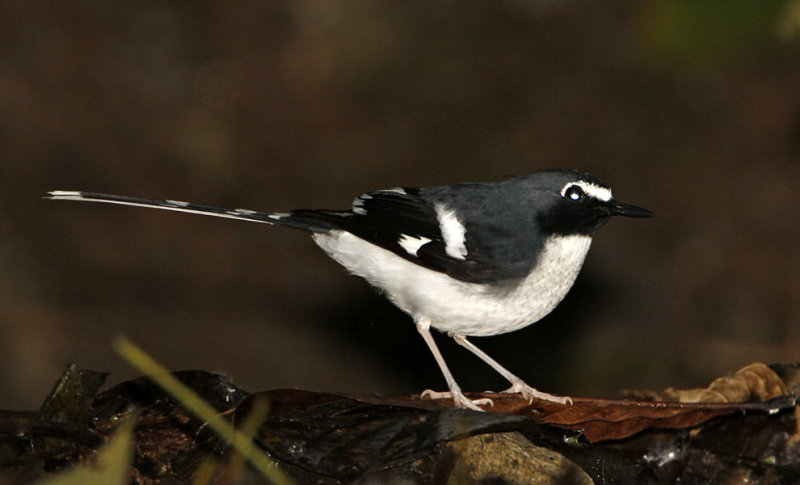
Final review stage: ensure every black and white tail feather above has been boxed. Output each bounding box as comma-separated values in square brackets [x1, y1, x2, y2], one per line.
[47, 191, 326, 231]
[48, 171, 651, 411]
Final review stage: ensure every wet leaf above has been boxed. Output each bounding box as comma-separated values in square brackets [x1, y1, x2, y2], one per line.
[35, 418, 134, 485]
[3, 363, 800, 484]
[245, 389, 532, 480]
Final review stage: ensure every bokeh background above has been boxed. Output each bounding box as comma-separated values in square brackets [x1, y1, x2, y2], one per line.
[2, 1, 800, 410]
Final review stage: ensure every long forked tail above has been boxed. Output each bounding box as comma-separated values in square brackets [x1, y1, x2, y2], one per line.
[46, 191, 335, 232]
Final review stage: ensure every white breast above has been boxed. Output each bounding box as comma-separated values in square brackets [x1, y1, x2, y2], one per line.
[312, 231, 592, 337]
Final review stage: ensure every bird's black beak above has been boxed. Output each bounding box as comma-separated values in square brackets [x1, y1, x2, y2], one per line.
[607, 200, 653, 218]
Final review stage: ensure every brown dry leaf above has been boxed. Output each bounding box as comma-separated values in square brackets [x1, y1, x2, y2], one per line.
[351, 389, 796, 443]
[538, 396, 796, 442]
[354, 362, 794, 443]
[625, 362, 787, 403]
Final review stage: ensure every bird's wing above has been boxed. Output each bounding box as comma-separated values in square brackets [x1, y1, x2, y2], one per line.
[281, 188, 525, 284]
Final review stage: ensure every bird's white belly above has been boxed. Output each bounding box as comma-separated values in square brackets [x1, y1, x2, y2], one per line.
[312, 232, 592, 336]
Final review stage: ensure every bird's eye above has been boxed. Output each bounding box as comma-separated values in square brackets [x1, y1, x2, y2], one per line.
[564, 185, 584, 201]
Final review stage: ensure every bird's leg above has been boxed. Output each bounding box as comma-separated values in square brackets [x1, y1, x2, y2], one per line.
[415, 317, 492, 411]
[450, 334, 573, 405]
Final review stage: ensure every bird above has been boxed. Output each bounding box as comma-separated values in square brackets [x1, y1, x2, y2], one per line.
[48, 169, 652, 411]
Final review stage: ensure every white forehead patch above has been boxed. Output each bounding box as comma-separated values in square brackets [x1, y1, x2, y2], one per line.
[561, 181, 612, 202]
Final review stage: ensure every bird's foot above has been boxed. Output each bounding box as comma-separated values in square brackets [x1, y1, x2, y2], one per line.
[420, 389, 493, 411]
[502, 382, 573, 405]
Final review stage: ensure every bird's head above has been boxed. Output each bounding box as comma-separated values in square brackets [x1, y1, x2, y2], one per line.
[520, 169, 652, 237]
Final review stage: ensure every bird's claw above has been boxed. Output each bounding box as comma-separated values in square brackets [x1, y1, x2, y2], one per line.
[501, 382, 573, 405]
[420, 389, 493, 411]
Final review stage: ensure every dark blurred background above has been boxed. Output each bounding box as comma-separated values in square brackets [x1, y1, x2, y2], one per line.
[1, 1, 799, 410]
